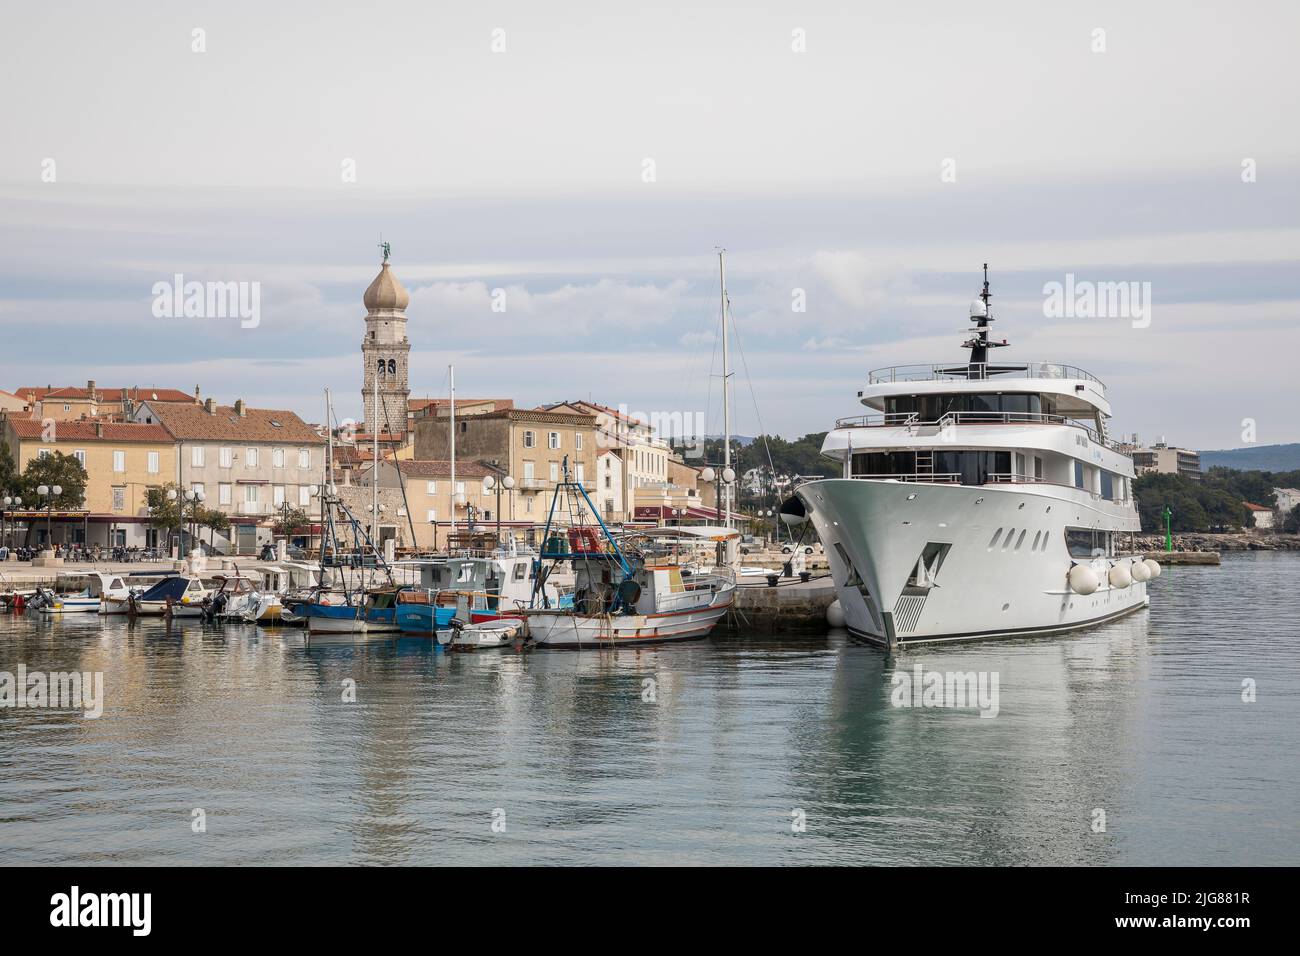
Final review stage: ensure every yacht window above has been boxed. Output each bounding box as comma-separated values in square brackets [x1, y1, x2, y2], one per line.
[1065, 528, 1108, 558]
[1073, 461, 1085, 489]
[1099, 471, 1115, 500]
[513, 564, 527, 581]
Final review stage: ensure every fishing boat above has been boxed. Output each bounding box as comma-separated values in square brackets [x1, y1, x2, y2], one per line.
[519, 467, 737, 648]
[293, 387, 408, 640]
[30, 571, 131, 614]
[394, 552, 567, 638]
[239, 564, 319, 624]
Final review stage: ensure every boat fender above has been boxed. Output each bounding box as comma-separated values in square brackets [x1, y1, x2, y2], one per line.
[1143, 558, 1162, 579]
[1107, 563, 1132, 589]
[1068, 564, 1100, 595]
[1130, 559, 1152, 583]
[826, 598, 846, 628]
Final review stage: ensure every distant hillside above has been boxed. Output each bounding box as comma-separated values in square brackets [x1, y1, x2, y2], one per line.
[1198, 443, 1300, 473]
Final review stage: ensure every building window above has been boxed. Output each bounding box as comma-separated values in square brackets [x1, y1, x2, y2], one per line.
[38, 448, 51, 459]
[191, 483, 205, 498]
[245, 485, 259, 504]
[246, 447, 259, 468]
[298, 485, 310, 506]
[219, 446, 233, 468]
[298, 448, 310, 468]
[523, 430, 536, 448]
[576, 433, 583, 451]
[426, 509, 437, 522]
[147, 451, 160, 474]
[455, 481, 465, 496]
[219, 484, 232, 505]
[549, 461, 559, 482]
[274, 485, 285, 506]
[112, 487, 126, 511]
[112, 450, 126, 472]
[605, 475, 612, 489]
[426, 481, 437, 494]
[74, 449, 87, 467]
[548, 431, 560, 449]
[191, 446, 205, 467]
[523, 461, 535, 480]
[525, 497, 534, 513]
[273, 448, 285, 468]
[576, 463, 585, 485]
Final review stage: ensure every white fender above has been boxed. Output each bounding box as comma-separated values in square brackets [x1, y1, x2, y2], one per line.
[1144, 558, 1162, 579]
[1131, 559, 1152, 582]
[1108, 563, 1132, 589]
[1069, 564, 1100, 595]
[826, 598, 846, 628]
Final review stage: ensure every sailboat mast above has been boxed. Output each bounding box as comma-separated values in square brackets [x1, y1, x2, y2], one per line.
[323, 387, 332, 579]
[719, 249, 731, 529]
[372, 372, 379, 549]
[449, 364, 456, 538]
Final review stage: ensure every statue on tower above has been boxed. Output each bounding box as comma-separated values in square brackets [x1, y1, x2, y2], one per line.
[379, 241, 391, 263]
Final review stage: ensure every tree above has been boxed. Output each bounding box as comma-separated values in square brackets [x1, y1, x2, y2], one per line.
[17, 451, 88, 509]
[144, 483, 183, 551]
[272, 507, 310, 537]
[198, 507, 230, 548]
[0, 439, 17, 496]
[1283, 505, 1300, 535]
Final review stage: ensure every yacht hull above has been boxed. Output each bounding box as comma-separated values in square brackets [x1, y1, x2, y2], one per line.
[797, 478, 1149, 645]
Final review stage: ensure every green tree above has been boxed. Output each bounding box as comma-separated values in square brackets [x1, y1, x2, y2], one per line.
[272, 507, 310, 537]
[1282, 505, 1300, 534]
[198, 507, 230, 548]
[0, 439, 17, 495]
[18, 451, 87, 509]
[144, 482, 183, 550]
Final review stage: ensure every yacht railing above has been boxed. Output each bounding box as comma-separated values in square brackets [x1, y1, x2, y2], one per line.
[867, 362, 1105, 387]
[848, 472, 962, 483]
[834, 410, 1130, 455]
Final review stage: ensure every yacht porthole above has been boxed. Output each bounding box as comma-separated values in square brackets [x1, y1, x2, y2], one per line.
[1018, 502, 1025, 509]
[906, 493, 917, 501]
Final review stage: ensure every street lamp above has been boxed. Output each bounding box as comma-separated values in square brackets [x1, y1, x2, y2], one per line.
[2, 495, 20, 551]
[37, 484, 62, 551]
[170, 487, 204, 559]
[483, 473, 516, 545]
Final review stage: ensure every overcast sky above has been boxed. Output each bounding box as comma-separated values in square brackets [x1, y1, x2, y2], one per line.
[2, 1, 1298, 450]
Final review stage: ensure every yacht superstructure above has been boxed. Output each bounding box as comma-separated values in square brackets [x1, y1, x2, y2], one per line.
[793, 266, 1158, 646]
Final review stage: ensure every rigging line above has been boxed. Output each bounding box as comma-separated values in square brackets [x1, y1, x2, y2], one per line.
[727, 295, 777, 480]
[378, 390, 418, 549]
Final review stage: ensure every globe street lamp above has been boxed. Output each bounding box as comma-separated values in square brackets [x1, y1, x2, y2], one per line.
[2, 495, 20, 551]
[483, 473, 515, 545]
[37, 484, 62, 552]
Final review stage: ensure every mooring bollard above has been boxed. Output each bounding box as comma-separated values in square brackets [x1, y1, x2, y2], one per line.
[766, 574, 779, 587]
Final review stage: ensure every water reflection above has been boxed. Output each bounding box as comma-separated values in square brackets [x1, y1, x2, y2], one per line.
[1, 553, 1297, 864]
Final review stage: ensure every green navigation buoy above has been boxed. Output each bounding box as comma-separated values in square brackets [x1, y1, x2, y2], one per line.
[1163, 505, 1173, 552]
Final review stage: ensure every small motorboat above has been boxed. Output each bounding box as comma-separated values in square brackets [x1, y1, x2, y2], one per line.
[449, 617, 526, 651]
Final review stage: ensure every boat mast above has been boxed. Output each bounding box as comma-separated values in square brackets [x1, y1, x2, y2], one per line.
[719, 249, 731, 529]
[371, 372, 379, 551]
[449, 364, 456, 538]
[323, 387, 332, 581]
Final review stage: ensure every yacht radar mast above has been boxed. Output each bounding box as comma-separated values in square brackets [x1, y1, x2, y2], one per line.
[940, 264, 1020, 379]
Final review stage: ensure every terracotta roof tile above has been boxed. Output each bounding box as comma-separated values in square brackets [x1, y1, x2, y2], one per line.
[143, 402, 324, 443]
[5, 419, 172, 443]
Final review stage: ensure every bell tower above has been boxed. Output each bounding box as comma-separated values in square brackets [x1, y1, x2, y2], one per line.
[361, 246, 411, 440]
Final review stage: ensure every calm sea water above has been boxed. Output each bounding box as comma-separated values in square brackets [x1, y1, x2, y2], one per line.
[1, 551, 1297, 866]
